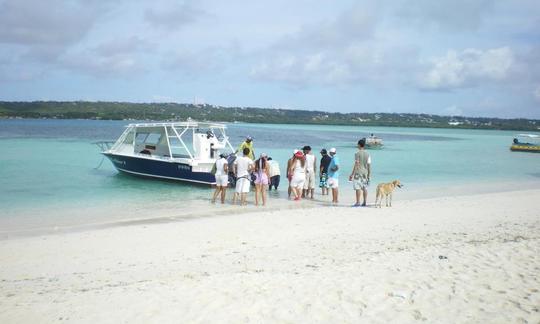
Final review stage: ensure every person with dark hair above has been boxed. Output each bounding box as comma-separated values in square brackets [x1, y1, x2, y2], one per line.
[236, 136, 255, 160]
[289, 151, 306, 201]
[319, 148, 331, 195]
[302, 145, 317, 199]
[233, 147, 253, 205]
[267, 157, 281, 191]
[253, 153, 270, 206]
[349, 138, 371, 207]
[211, 153, 229, 204]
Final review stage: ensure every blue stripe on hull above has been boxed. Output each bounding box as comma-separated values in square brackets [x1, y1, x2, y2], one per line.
[103, 153, 215, 184]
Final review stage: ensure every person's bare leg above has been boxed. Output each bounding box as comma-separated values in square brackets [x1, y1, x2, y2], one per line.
[254, 185, 260, 206]
[362, 188, 368, 206]
[262, 185, 267, 206]
[211, 186, 220, 203]
[310, 188, 314, 199]
[221, 188, 226, 204]
[294, 187, 300, 199]
[355, 189, 361, 205]
[333, 188, 339, 203]
[288, 185, 292, 198]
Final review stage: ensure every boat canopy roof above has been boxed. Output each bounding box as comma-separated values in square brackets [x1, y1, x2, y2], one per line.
[126, 121, 227, 129]
[515, 133, 539, 138]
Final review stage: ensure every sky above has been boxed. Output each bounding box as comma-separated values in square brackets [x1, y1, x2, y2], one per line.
[1, 0, 539, 119]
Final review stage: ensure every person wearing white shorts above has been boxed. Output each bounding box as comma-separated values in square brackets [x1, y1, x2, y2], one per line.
[291, 176, 305, 191]
[234, 147, 254, 205]
[327, 148, 340, 203]
[211, 154, 229, 204]
[302, 145, 317, 199]
[289, 151, 306, 201]
[327, 177, 339, 189]
[235, 177, 250, 193]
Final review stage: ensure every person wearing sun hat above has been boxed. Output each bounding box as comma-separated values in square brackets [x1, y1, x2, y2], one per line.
[289, 150, 306, 201]
[286, 149, 299, 199]
[236, 135, 255, 160]
[327, 147, 340, 204]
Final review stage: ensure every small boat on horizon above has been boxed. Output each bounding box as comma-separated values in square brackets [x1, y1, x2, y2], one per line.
[510, 134, 540, 153]
[96, 120, 235, 185]
[366, 134, 383, 149]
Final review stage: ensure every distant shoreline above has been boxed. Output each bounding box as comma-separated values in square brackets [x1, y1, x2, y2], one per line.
[1, 101, 539, 132]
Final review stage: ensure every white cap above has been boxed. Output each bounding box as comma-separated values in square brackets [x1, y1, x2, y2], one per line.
[260, 152, 267, 158]
[329, 147, 336, 153]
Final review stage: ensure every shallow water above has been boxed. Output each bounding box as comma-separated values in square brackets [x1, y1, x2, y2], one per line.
[1, 119, 539, 231]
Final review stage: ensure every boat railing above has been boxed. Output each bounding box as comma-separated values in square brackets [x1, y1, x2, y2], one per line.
[93, 141, 115, 152]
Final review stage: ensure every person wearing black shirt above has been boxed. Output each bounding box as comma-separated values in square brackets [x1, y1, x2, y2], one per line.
[319, 148, 332, 195]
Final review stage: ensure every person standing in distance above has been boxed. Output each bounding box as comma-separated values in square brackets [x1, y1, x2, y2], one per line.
[236, 136, 255, 160]
[327, 148, 340, 204]
[211, 153, 229, 204]
[289, 151, 306, 201]
[319, 148, 331, 195]
[286, 150, 298, 199]
[302, 145, 317, 199]
[267, 157, 281, 191]
[234, 147, 253, 206]
[349, 138, 371, 207]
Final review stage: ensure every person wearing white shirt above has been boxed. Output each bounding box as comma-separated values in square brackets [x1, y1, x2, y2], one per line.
[302, 145, 317, 199]
[211, 153, 229, 204]
[267, 157, 281, 191]
[234, 147, 254, 206]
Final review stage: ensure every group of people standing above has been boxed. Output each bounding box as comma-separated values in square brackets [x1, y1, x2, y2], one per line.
[211, 136, 372, 207]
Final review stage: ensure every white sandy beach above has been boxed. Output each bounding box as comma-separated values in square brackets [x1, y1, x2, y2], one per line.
[1, 188, 539, 323]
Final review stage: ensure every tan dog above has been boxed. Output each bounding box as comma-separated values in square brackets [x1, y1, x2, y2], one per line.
[375, 180, 403, 207]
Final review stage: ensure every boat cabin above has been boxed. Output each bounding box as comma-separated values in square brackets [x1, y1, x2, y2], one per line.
[109, 121, 234, 164]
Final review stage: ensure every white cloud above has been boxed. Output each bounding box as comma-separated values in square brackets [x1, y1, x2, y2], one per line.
[0, 0, 112, 46]
[419, 47, 514, 90]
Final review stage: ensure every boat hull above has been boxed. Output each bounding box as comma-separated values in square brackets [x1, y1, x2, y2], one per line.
[103, 153, 216, 185]
[510, 145, 540, 153]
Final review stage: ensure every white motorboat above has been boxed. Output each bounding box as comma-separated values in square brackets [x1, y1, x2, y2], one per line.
[97, 120, 235, 185]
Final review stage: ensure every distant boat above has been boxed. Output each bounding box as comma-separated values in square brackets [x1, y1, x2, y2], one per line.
[366, 134, 383, 149]
[95, 120, 235, 184]
[510, 134, 540, 153]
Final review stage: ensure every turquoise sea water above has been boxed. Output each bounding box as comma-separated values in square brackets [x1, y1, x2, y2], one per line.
[1, 119, 539, 232]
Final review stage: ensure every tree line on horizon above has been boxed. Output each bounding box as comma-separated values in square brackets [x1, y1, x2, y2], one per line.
[0, 101, 538, 131]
